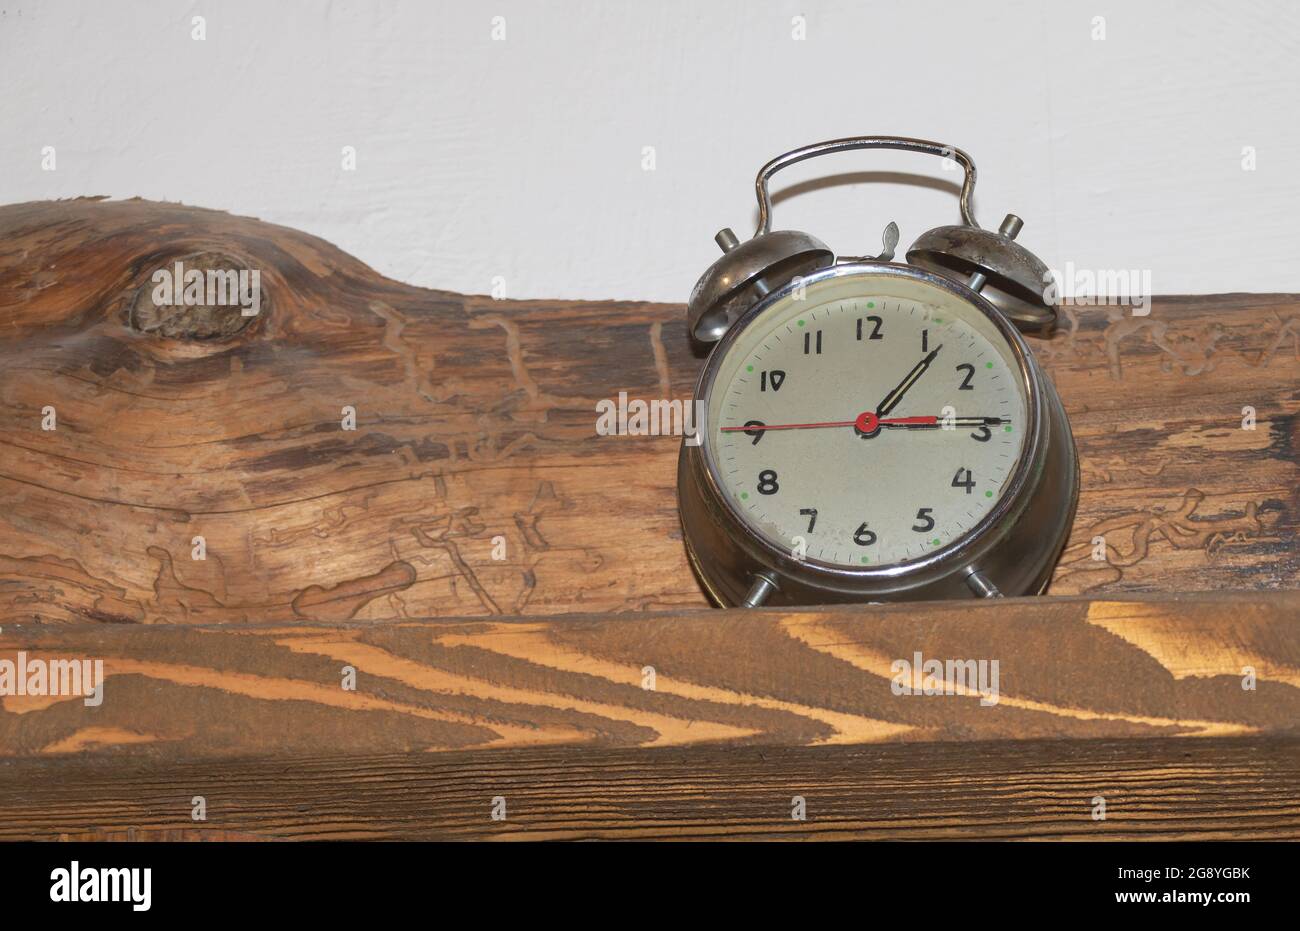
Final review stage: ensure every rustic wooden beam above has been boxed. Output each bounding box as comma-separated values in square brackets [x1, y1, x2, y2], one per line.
[0, 199, 1297, 624]
[1, 592, 1297, 839]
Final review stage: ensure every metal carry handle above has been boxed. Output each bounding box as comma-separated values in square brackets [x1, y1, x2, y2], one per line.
[754, 135, 979, 236]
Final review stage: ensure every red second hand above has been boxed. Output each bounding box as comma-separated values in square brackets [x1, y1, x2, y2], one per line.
[720, 419, 856, 432]
[720, 413, 940, 433]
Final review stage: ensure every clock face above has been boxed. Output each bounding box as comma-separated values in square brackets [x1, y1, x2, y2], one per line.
[702, 269, 1030, 569]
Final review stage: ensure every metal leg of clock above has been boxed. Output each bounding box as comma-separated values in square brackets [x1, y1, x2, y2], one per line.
[964, 568, 1003, 598]
[741, 572, 779, 608]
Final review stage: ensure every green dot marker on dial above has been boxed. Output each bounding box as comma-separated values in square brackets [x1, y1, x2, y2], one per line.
[746, 365, 754, 372]
[986, 361, 994, 369]
[861, 556, 870, 564]
[797, 319, 805, 327]
[932, 538, 941, 546]
[985, 490, 994, 498]
[740, 492, 749, 500]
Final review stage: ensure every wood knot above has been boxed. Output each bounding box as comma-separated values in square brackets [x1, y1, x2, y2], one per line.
[128, 251, 270, 340]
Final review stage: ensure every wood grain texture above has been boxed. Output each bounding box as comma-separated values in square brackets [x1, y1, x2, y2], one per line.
[4, 738, 1298, 841]
[0, 199, 1297, 624]
[4, 592, 1298, 757]
[0, 592, 1297, 839]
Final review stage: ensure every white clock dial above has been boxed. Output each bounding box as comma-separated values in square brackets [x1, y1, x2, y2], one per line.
[703, 272, 1029, 569]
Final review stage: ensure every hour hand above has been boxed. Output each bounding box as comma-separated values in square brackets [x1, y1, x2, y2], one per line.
[854, 411, 1005, 436]
[945, 415, 1010, 429]
[875, 344, 942, 417]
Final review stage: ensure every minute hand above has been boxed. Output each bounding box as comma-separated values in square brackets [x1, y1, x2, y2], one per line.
[875, 344, 942, 416]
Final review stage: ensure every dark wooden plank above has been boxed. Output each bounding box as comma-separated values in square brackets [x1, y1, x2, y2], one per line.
[1, 592, 1297, 839]
[3, 592, 1298, 757]
[0, 200, 1296, 623]
[3, 738, 1296, 841]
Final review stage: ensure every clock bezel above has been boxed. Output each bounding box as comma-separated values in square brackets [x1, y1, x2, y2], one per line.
[687, 260, 1047, 587]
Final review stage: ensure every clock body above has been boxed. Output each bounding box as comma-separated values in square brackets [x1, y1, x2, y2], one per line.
[678, 262, 1078, 606]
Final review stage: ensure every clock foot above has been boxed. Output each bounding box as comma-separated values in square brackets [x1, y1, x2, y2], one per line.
[964, 569, 1003, 598]
[742, 572, 779, 608]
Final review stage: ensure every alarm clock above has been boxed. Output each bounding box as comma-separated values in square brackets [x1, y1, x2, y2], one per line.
[677, 136, 1078, 607]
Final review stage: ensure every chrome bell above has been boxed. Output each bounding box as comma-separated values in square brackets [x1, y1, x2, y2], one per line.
[908, 213, 1058, 336]
[687, 228, 833, 344]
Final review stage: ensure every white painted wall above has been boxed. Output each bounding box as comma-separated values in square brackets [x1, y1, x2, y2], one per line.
[3, 0, 1297, 302]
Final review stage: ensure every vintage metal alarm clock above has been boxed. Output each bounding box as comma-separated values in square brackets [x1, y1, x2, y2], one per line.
[678, 136, 1078, 607]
